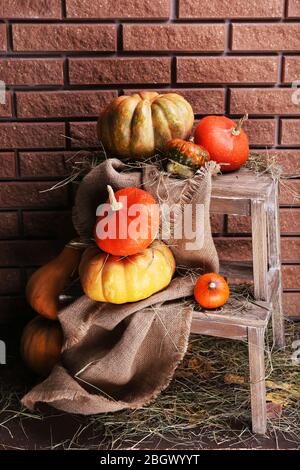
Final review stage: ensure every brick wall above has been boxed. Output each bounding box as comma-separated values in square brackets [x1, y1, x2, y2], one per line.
[0, 0, 299, 322]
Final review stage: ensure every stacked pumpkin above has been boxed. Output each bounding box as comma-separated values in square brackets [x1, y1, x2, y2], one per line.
[22, 186, 176, 376]
[22, 91, 249, 376]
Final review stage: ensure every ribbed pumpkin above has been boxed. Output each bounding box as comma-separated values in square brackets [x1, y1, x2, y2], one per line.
[21, 316, 63, 376]
[97, 92, 194, 159]
[79, 241, 176, 304]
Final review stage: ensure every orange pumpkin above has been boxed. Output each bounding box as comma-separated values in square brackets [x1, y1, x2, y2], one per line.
[79, 241, 176, 304]
[167, 138, 210, 178]
[26, 242, 84, 320]
[194, 273, 230, 309]
[97, 92, 194, 159]
[94, 185, 160, 257]
[21, 316, 63, 376]
[194, 115, 249, 172]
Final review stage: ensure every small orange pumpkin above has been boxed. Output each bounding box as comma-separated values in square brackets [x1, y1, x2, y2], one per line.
[194, 115, 249, 172]
[194, 273, 230, 309]
[94, 185, 159, 257]
[21, 316, 63, 376]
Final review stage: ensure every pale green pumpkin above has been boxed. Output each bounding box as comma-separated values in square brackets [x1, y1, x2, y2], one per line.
[97, 92, 194, 159]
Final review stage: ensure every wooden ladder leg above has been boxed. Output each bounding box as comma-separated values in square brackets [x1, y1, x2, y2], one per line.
[267, 182, 285, 348]
[248, 326, 267, 435]
[272, 286, 285, 348]
[251, 199, 268, 301]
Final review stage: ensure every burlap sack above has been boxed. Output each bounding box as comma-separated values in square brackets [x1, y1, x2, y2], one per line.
[73, 158, 219, 272]
[22, 158, 219, 414]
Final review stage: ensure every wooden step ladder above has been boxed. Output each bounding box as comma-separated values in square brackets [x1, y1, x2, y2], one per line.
[191, 168, 285, 435]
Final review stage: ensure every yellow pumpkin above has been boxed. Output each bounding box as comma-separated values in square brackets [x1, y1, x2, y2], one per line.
[79, 241, 176, 304]
[21, 316, 63, 376]
[97, 92, 194, 159]
[26, 242, 84, 320]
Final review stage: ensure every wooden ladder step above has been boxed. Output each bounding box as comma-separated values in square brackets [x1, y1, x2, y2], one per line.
[191, 300, 271, 340]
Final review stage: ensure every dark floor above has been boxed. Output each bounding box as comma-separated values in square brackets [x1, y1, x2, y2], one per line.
[0, 326, 299, 450]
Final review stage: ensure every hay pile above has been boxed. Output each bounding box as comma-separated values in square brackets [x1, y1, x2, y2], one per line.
[1, 320, 299, 449]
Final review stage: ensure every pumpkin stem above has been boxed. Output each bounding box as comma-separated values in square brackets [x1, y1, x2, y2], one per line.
[232, 113, 248, 136]
[208, 281, 217, 290]
[107, 185, 123, 211]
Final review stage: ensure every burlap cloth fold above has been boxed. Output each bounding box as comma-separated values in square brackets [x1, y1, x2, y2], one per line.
[22, 158, 219, 414]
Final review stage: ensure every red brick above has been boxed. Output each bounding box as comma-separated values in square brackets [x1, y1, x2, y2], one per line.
[279, 180, 300, 206]
[0, 0, 61, 18]
[0, 182, 68, 208]
[66, 0, 170, 19]
[210, 214, 224, 233]
[214, 237, 252, 262]
[228, 209, 300, 234]
[281, 120, 300, 145]
[0, 92, 12, 118]
[232, 23, 300, 51]
[16, 90, 116, 119]
[283, 56, 300, 83]
[69, 57, 171, 85]
[23, 211, 74, 238]
[179, 0, 283, 18]
[215, 238, 300, 263]
[0, 269, 21, 294]
[0, 59, 64, 85]
[216, 238, 300, 264]
[0, 297, 30, 323]
[250, 150, 300, 176]
[230, 88, 300, 115]
[282, 265, 300, 289]
[70, 122, 98, 148]
[169, 89, 224, 115]
[281, 238, 300, 262]
[125, 88, 225, 114]
[288, 0, 300, 17]
[283, 293, 300, 317]
[244, 119, 276, 146]
[0, 153, 16, 178]
[0, 123, 65, 150]
[123, 24, 225, 52]
[0, 240, 63, 266]
[13, 24, 116, 52]
[227, 215, 251, 234]
[280, 209, 300, 233]
[0, 23, 6, 51]
[19, 151, 74, 177]
[0, 212, 19, 238]
[177, 56, 278, 84]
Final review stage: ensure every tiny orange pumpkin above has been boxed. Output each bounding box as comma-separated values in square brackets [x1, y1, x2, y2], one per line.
[194, 273, 230, 309]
